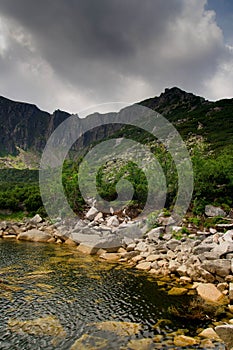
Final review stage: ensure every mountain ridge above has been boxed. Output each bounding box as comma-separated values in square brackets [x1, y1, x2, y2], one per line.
[0, 87, 232, 164]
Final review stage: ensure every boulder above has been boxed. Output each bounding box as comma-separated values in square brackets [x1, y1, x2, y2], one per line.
[205, 205, 226, 217]
[146, 227, 164, 241]
[99, 252, 121, 261]
[76, 243, 99, 255]
[71, 228, 122, 251]
[215, 325, 233, 350]
[106, 215, 119, 227]
[197, 283, 224, 303]
[222, 230, 233, 242]
[136, 241, 148, 252]
[211, 241, 233, 258]
[17, 229, 52, 242]
[135, 261, 151, 271]
[193, 243, 217, 255]
[85, 207, 99, 220]
[173, 335, 197, 347]
[115, 222, 143, 240]
[198, 328, 220, 340]
[30, 214, 43, 224]
[166, 239, 180, 251]
[201, 259, 231, 277]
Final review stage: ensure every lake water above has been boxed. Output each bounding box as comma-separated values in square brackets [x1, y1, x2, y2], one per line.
[0, 240, 225, 349]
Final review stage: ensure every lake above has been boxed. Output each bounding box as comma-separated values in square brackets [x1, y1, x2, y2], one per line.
[0, 240, 225, 349]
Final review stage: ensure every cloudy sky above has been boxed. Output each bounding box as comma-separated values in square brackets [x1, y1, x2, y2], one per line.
[0, 0, 232, 114]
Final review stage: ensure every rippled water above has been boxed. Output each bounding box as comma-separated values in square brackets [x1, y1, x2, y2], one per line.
[0, 240, 225, 349]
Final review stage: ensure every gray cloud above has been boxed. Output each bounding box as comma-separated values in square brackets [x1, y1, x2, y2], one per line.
[0, 0, 232, 112]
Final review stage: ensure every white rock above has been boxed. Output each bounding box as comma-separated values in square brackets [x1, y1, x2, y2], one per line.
[86, 207, 99, 220]
[106, 216, 119, 227]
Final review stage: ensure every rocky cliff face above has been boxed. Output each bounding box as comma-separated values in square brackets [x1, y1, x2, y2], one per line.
[0, 87, 232, 158]
[0, 96, 69, 155]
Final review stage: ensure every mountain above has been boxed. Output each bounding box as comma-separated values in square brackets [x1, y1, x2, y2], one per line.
[0, 87, 232, 164]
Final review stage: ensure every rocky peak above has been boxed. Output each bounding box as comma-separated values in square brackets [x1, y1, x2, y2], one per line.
[141, 87, 208, 115]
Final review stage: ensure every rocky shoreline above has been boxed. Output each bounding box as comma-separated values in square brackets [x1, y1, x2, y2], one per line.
[1, 207, 233, 349]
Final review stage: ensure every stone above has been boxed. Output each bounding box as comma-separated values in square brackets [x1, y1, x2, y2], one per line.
[200, 339, 215, 348]
[229, 306, 233, 314]
[136, 241, 148, 252]
[179, 276, 192, 284]
[99, 252, 121, 261]
[30, 214, 43, 224]
[76, 243, 99, 255]
[197, 268, 215, 283]
[146, 254, 161, 262]
[146, 227, 164, 241]
[168, 287, 188, 296]
[167, 250, 176, 259]
[131, 255, 143, 263]
[47, 237, 56, 243]
[106, 215, 119, 227]
[115, 222, 143, 240]
[177, 265, 188, 276]
[64, 238, 77, 246]
[217, 282, 228, 292]
[193, 244, 216, 255]
[197, 283, 224, 303]
[209, 228, 217, 234]
[223, 230, 233, 242]
[215, 325, 233, 350]
[126, 338, 153, 350]
[70, 334, 108, 350]
[205, 205, 226, 217]
[173, 335, 197, 347]
[211, 241, 233, 257]
[85, 207, 99, 220]
[198, 328, 220, 340]
[166, 239, 180, 251]
[94, 212, 103, 222]
[168, 260, 179, 273]
[201, 259, 231, 277]
[92, 321, 141, 336]
[135, 262, 151, 271]
[17, 229, 52, 243]
[229, 283, 233, 302]
[71, 229, 122, 251]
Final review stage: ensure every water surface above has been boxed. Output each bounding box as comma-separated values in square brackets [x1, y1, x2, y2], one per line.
[0, 240, 225, 349]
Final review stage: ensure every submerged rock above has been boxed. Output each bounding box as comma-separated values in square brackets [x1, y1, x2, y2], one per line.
[8, 315, 66, 337]
[91, 321, 141, 336]
[70, 334, 108, 350]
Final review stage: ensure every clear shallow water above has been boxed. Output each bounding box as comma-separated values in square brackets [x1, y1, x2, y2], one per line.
[0, 240, 224, 349]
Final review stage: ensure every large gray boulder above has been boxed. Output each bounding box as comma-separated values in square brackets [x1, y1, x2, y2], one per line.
[201, 259, 231, 277]
[211, 241, 233, 258]
[71, 228, 122, 251]
[205, 205, 226, 217]
[115, 222, 143, 240]
[17, 229, 52, 242]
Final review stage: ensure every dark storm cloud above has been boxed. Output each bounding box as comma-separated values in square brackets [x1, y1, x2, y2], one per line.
[0, 0, 232, 112]
[0, 0, 184, 100]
